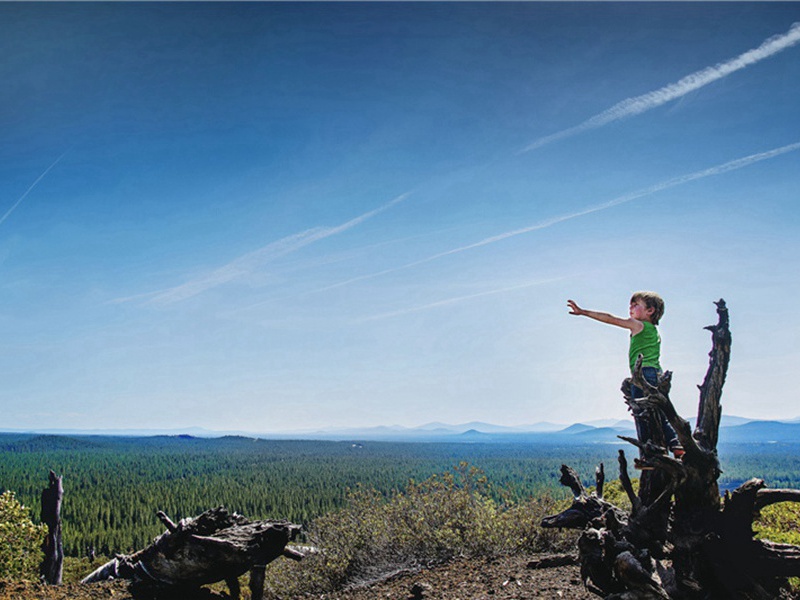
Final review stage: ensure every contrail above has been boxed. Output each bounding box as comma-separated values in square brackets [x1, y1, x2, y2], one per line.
[523, 22, 800, 152]
[358, 276, 565, 322]
[0, 151, 68, 227]
[319, 141, 800, 293]
[143, 192, 410, 305]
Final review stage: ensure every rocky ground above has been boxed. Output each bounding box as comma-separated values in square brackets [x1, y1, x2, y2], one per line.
[0, 553, 594, 600]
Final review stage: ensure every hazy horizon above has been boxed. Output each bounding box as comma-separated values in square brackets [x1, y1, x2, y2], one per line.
[0, 412, 790, 438]
[2, 3, 799, 433]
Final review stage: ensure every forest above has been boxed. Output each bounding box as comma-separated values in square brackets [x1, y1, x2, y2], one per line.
[1, 432, 799, 559]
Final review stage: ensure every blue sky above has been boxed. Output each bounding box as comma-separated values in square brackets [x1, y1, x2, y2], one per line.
[2, 3, 799, 433]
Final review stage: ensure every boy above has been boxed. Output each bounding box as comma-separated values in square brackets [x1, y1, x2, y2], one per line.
[567, 292, 680, 455]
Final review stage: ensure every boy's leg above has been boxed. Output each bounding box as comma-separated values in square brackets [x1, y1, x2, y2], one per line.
[660, 412, 680, 451]
[640, 367, 681, 454]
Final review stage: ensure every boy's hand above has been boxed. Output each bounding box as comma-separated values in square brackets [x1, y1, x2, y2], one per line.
[567, 299, 584, 316]
[566, 299, 643, 333]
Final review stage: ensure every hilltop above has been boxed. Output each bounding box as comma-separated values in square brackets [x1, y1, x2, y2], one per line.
[0, 554, 594, 600]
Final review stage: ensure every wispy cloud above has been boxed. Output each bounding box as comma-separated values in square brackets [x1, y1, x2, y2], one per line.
[319, 142, 800, 293]
[358, 276, 565, 322]
[523, 22, 800, 152]
[0, 151, 68, 227]
[139, 192, 410, 305]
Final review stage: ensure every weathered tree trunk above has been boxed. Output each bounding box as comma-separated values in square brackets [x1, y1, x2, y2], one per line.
[40, 470, 63, 585]
[542, 300, 800, 599]
[82, 506, 303, 600]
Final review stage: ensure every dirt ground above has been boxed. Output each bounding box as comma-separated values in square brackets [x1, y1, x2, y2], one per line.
[0, 554, 594, 600]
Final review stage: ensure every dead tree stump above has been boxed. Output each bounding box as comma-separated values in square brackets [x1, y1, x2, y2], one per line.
[82, 506, 303, 600]
[542, 300, 800, 599]
[40, 470, 63, 585]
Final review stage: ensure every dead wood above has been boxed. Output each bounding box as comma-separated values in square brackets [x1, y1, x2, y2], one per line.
[541, 465, 627, 531]
[40, 470, 64, 585]
[542, 300, 800, 599]
[82, 506, 302, 600]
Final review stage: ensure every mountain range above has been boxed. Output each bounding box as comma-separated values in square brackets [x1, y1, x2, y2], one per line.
[3, 415, 799, 445]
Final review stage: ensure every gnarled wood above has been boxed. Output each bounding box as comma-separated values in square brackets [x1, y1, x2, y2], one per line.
[695, 299, 730, 451]
[542, 300, 800, 599]
[541, 465, 626, 531]
[40, 470, 63, 585]
[82, 506, 302, 599]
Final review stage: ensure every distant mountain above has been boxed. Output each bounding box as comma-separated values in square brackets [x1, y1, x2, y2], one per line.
[0, 426, 223, 438]
[583, 418, 634, 429]
[689, 415, 753, 428]
[417, 422, 532, 434]
[457, 422, 524, 434]
[719, 420, 800, 444]
[460, 429, 490, 439]
[3, 415, 797, 445]
[417, 422, 455, 431]
[574, 426, 635, 443]
[560, 423, 596, 434]
[518, 422, 569, 433]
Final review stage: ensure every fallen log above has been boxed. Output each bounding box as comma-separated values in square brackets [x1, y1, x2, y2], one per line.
[82, 506, 302, 599]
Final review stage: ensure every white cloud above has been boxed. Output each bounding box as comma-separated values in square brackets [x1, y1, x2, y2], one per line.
[132, 192, 410, 305]
[358, 277, 565, 322]
[319, 142, 800, 292]
[0, 151, 68, 227]
[523, 22, 800, 151]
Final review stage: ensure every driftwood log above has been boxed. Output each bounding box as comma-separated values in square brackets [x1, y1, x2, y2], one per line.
[82, 506, 303, 599]
[542, 300, 800, 599]
[40, 470, 64, 585]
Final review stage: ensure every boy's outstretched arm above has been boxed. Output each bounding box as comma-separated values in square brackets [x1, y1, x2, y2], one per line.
[567, 299, 643, 334]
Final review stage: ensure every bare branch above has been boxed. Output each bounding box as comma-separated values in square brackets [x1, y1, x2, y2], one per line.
[755, 489, 800, 511]
[617, 451, 641, 512]
[695, 299, 731, 451]
[596, 463, 605, 499]
[560, 464, 586, 498]
[282, 547, 305, 561]
[156, 511, 178, 533]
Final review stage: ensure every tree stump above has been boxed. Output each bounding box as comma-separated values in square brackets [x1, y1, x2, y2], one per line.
[82, 506, 303, 600]
[40, 470, 63, 585]
[542, 300, 800, 598]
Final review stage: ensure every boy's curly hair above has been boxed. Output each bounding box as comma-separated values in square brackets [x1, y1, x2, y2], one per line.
[631, 291, 665, 325]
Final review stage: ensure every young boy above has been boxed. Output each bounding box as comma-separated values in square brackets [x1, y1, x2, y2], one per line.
[567, 292, 680, 455]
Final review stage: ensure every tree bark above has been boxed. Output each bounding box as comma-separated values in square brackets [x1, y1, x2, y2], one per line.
[82, 506, 302, 599]
[40, 470, 63, 585]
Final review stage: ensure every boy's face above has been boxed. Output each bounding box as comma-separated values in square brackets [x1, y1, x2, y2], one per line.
[630, 298, 655, 322]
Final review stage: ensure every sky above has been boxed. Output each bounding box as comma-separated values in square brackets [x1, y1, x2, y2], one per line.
[1, 2, 799, 433]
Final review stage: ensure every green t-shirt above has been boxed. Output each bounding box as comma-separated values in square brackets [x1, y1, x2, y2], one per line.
[629, 321, 661, 372]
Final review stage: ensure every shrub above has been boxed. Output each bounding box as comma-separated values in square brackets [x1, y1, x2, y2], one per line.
[753, 499, 800, 592]
[754, 502, 800, 546]
[259, 463, 576, 598]
[597, 477, 639, 513]
[0, 490, 46, 580]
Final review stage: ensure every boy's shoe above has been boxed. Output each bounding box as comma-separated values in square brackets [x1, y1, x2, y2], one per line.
[671, 446, 685, 458]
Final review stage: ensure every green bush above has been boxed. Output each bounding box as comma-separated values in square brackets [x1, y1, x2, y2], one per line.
[754, 501, 800, 592]
[259, 463, 576, 598]
[597, 477, 639, 513]
[0, 490, 46, 580]
[754, 502, 800, 546]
